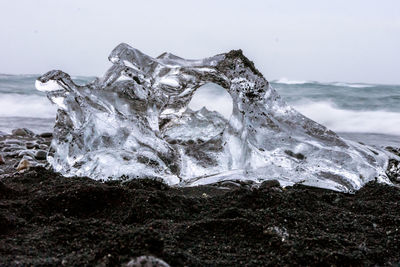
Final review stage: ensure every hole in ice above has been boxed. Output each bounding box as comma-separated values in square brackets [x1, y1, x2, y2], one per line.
[188, 83, 233, 120]
[161, 83, 233, 144]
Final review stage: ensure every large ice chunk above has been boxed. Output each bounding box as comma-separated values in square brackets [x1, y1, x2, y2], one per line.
[36, 43, 394, 192]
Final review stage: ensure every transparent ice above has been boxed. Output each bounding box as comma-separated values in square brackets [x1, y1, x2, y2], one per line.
[36, 43, 393, 192]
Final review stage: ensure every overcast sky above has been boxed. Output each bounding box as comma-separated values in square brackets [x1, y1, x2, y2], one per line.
[0, 0, 399, 84]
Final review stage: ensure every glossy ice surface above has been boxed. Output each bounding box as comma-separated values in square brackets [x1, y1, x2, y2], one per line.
[36, 43, 392, 192]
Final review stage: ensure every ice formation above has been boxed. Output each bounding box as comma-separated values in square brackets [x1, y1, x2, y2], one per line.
[36, 43, 393, 192]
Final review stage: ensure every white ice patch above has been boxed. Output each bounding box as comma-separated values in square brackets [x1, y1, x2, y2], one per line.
[35, 80, 63, 92]
[50, 96, 67, 110]
[159, 77, 179, 87]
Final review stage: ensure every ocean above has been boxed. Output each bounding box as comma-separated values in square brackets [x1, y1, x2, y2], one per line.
[0, 74, 399, 147]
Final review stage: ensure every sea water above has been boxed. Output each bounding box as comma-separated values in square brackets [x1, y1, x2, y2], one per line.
[0, 74, 399, 147]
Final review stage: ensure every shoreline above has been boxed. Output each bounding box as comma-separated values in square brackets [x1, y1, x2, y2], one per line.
[1, 127, 399, 186]
[0, 128, 400, 265]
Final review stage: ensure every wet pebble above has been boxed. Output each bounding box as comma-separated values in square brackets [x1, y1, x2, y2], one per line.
[12, 128, 35, 137]
[259, 179, 281, 190]
[26, 142, 39, 149]
[2, 145, 25, 153]
[40, 132, 53, 138]
[42, 141, 51, 147]
[0, 147, 10, 152]
[16, 158, 30, 172]
[18, 150, 36, 158]
[35, 150, 47, 160]
[6, 151, 24, 158]
[22, 155, 34, 161]
[39, 144, 48, 150]
[3, 140, 25, 146]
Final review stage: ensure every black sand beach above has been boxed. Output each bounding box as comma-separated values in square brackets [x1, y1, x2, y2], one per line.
[1, 168, 400, 266]
[1, 131, 400, 266]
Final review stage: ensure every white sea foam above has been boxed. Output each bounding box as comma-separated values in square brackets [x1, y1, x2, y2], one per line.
[0, 93, 56, 118]
[187, 84, 400, 136]
[272, 78, 374, 88]
[293, 100, 400, 135]
[329, 82, 374, 88]
[272, 78, 310, 85]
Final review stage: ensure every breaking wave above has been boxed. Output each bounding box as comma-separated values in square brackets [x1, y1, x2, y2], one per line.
[272, 78, 374, 88]
[329, 82, 374, 88]
[272, 78, 310, 85]
[0, 93, 56, 118]
[1, 74, 399, 137]
[293, 100, 400, 135]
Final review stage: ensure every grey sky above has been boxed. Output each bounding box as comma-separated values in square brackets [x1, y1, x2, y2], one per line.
[0, 0, 399, 84]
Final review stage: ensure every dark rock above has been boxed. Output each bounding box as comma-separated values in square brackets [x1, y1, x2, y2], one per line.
[41, 141, 51, 147]
[0, 154, 4, 164]
[386, 146, 400, 157]
[18, 150, 36, 158]
[35, 150, 47, 160]
[259, 179, 281, 190]
[40, 132, 53, 138]
[11, 128, 34, 137]
[39, 144, 48, 150]
[0, 147, 12, 152]
[386, 159, 400, 183]
[284, 150, 306, 160]
[26, 142, 38, 149]
[2, 146, 24, 154]
[4, 140, 24, 146]
[22, 155, 34, 161]
[8, 151, 23, 158]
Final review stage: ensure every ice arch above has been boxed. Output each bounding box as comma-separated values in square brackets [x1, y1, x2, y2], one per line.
[188, 83, 233, 120]
[35, 43, 394, 192]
